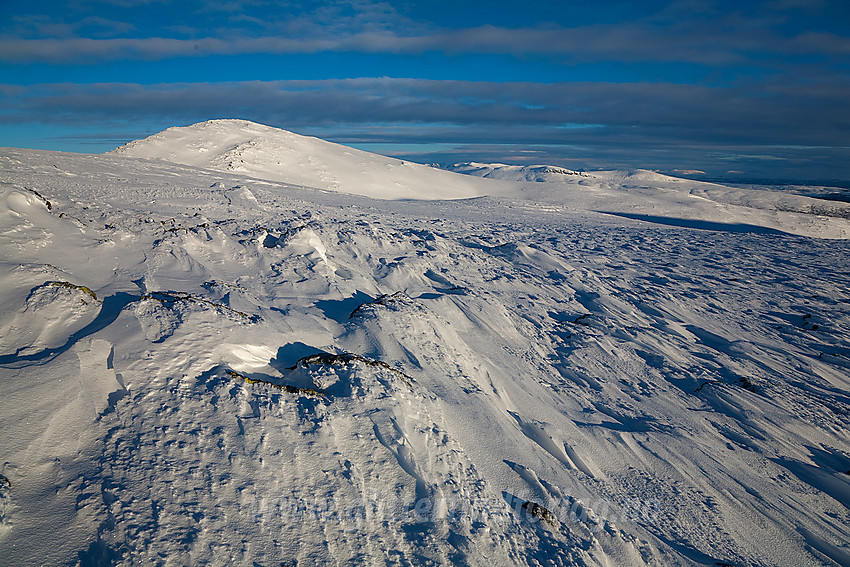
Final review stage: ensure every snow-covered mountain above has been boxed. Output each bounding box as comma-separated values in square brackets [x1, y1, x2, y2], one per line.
[109, 120, 850, 238]
[110, 119, 501, 201]
[1, 121, 850, 566]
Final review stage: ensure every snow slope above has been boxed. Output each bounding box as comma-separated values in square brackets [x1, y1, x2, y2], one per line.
[110, 119, 502, 201]
[1, 130, 850, 567]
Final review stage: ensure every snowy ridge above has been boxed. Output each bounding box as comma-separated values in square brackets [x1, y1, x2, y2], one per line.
[444, 162, 699, 183]
[442, 160, 850, 238]
[1, 135, 850, 566]
[443, 162, 591, 182]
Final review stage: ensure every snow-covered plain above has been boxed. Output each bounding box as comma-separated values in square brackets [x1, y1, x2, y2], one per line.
[1, 119, 849, 566]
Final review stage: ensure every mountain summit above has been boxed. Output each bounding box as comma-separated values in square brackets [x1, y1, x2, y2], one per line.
[110, 119, 495, 200]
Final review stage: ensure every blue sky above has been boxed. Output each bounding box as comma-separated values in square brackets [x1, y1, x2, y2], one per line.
[1, 0, 848, 182]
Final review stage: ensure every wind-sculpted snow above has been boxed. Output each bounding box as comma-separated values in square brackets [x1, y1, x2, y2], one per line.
[1, 144, 849, 567]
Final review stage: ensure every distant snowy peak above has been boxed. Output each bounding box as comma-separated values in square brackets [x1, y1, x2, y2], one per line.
[442, 162, 690, 184]
[110, 119, 497, 201]
[442, 162, 591, 183]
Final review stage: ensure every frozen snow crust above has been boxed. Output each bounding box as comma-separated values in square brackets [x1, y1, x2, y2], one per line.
[1, 121, 849, 566]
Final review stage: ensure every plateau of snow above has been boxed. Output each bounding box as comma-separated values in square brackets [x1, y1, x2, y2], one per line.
[1, 119, 849, 566]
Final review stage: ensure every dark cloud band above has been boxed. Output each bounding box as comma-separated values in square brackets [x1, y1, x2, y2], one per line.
[3, 79, 847, 146]
[2, 78, 847, 179]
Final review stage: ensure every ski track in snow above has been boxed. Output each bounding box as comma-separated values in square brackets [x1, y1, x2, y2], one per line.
[0, 135, 849, 567]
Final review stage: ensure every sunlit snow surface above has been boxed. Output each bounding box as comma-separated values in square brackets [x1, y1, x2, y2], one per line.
[1, 123, 850, 566]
